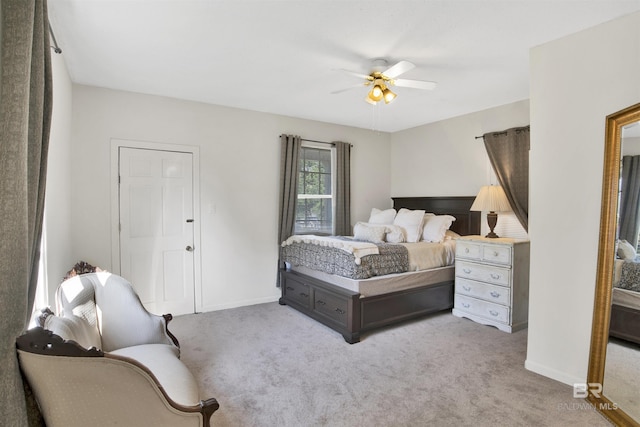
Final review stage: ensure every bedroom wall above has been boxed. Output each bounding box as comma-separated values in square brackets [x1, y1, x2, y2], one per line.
[526, 11, 640, 385]
[390, 99, 530, 238]
[69, 85, 392, 312]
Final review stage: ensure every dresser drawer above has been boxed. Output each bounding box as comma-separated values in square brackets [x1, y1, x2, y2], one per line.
[481, 244, 512, 265]
[456, 260, 511, 287]
[283, 276, 311, 308]
[313, 289, 349, 326]
[456, 240, 482, 261]
[456, 277, 510, 306]
[455, 294, 509, 324]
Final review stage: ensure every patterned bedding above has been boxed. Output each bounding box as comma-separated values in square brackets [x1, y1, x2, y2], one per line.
[281, 238, 409, 280]
[280, 235, 455, 280]
[616, 259, 640, 292]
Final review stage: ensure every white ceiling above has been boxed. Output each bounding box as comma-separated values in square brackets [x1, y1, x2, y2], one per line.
[48, 0, 640, 133]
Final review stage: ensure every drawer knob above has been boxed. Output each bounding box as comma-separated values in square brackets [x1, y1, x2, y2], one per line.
[489, 310, 499, 317]
[490, 273, 501, 280]
[316, 300, 326, 306]
[464, 248, 470, 253]
[286, 286, 294, 291]
[462, 302, 470, 308]
[462, 285, 471, 292]
[463, 268, 471, 274]
[490, 291, 501, 298]
[493, 251, 499, 257]
[300, 292, 308, 298]
[335, 308, 345, 315]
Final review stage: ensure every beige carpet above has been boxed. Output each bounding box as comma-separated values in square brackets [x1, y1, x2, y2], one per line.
[171, 303, 611, 427]
[604, 338, 640, 421]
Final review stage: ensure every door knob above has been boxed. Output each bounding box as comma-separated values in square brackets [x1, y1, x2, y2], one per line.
[186, 245, 194, 252]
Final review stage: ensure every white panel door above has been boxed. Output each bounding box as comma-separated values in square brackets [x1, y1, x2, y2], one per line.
[119, 147, 195, 315]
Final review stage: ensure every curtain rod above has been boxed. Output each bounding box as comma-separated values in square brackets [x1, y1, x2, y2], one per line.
[49, 22, 62, 54]
[475, 125, 530, 140]
[279, 135, 353, 147]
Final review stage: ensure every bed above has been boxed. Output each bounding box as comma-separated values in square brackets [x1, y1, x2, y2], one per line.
[611, 255, 640, 345]
[278, 196, 481, 343]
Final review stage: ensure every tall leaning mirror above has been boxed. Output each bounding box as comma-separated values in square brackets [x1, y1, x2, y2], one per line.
[588, 102, 640, 426]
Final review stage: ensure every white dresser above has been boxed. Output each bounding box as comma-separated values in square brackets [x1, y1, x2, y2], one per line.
[453, 235, 530, 333]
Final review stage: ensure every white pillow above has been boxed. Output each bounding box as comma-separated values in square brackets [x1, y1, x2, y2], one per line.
[422, 215, 456, 243]
[393, 208, 426, 243]
[444, 229, 461, 240]
[617, 239, 637, 260]
[44, 314, 102, 350]
[368, 208, 396, 225]
[353, 222, 387, 243]
[385, 225, 406, 243]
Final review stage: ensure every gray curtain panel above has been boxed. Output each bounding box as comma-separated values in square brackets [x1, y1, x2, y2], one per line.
[619, 155, 640, 246]
[0, 0, 52, 425]
[333, 141, 351, 236]
[483, 126, 530, 231]
[278, 134, 301, 244]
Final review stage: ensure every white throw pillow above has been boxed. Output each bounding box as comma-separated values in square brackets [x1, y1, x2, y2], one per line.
[368, 208, 396, 225]
[44, 314, 102, 350]
[422, 215, 456, 243]
[385, 225, 406, 243]
[353, 222, 387, 243]
[393, 208, 426, 243]
[617, 239, 637, 260]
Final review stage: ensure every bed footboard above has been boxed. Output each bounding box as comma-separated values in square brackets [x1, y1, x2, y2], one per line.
[279, 269, 453, 343]
[609, 303, 640, 345]
[280, 269, 361, 343]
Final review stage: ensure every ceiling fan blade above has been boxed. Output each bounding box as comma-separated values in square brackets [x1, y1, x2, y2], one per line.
[336, 69, 373, 81]
[331, 83, 367, 94]
[392, 78, 437, 90]
[382, 60, 415, 78]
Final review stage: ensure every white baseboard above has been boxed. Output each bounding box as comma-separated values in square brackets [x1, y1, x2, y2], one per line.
[525, 359, 586, 387]
[198, 295, 280, 313]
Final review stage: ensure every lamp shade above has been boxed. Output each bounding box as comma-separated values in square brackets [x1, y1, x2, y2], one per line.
[470, 185, 512, 212]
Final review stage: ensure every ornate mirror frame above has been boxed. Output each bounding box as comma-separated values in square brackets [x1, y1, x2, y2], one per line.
[587, 102, 640, 426]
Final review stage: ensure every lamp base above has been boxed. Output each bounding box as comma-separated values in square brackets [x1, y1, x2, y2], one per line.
[485, 211, 499, 238]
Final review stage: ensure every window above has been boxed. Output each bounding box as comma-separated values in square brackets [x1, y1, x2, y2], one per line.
[295, 144, 334, 235]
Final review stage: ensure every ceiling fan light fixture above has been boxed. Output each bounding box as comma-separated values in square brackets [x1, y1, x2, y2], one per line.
[370, 84, 384, 101]
[382, 87, 396, 104]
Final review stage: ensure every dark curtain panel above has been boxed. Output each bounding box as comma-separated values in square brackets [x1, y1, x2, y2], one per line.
[483, 126, 530, 231]
[333, 141, 351, 236]
[0, 0, 52, 424]
[276, 135, 301, 286]
[619, 155, 640, 245]
[278, 134, 301, 244]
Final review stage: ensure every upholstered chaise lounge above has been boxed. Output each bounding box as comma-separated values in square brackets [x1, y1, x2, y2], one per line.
[16, 272, 219, 427]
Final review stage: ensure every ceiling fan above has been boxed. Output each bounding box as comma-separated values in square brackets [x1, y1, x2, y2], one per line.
[333, 58, 437, 105]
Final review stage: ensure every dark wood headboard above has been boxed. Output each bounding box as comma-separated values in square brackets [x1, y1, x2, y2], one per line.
[392, 196, 481, 236]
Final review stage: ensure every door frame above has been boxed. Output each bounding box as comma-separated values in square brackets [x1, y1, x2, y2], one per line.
[110, 138, 203, 313]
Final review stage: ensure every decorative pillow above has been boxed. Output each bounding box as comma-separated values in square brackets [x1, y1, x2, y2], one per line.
[44, 314, 102, 350]
[422, 215, 456, 243]
[368, 208, 396, 225]
[393, 208, 426, 243]
[444, 229, 461, 240]
[617, 239, 637, 261]
[353, 222, 387, 243]
[385, 225, 406, 243]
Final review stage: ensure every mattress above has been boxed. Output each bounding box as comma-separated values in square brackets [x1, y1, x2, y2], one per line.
[290, 264, 454, 298]
[613, 287, 640, 310]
